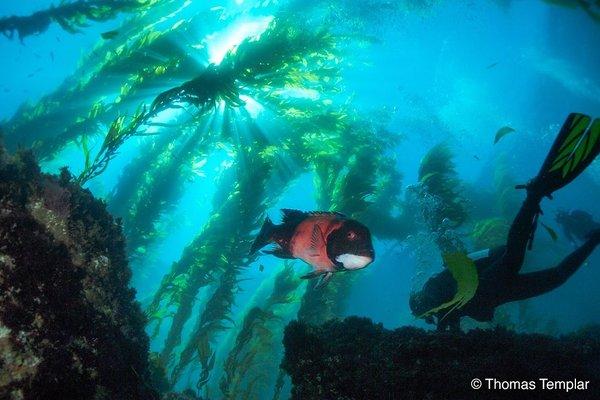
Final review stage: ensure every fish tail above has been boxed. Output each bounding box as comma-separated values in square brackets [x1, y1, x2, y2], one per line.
[250, 216, 275, 255]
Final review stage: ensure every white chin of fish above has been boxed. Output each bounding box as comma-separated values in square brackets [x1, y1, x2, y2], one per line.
[335, 254, 372, 270]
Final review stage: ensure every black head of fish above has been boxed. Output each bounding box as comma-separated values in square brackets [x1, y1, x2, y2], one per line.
[326, 219, 375, 270]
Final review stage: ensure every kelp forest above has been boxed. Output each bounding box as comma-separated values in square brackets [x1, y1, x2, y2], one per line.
[2, 1, 600, 399]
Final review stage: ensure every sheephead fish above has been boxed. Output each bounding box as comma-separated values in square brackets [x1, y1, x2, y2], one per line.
[250, 209, 375, 288]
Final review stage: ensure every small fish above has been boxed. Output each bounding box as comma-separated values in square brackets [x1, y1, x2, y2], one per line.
[101, 30, 120, 40]
[486, 61, 499, 69]
[250, 209, 375, 288]
[50, 51, 54, 62]
[473, 155, 480, 160]
[26, 67, 42, 78]
[259, 264, 264, 272]
[494, 126, 516, 144]
[540, 222, 559, 242]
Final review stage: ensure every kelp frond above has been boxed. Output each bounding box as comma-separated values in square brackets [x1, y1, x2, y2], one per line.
[0, 0, 162, 41]
[150, 16, 339, 117]
[69, 14, 342, 185]
[420, 252, 478, 320]
[169, 266, 241, 387]
[149, 65, 242, 116]
[225, 18, 337, 91]
[77, 104, 148, 184]
[418, 143, 468, 229]
[219, 264, 301, 399]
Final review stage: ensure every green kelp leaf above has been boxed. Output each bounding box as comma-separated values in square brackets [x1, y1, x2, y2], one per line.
[148, 307, 174, 321]
[80, 134, 91, 171]
[494, 126, 516, 144]
[540, 222, 558, 242]
[172, 273, 189, 290]
[420, 252, 478, 319]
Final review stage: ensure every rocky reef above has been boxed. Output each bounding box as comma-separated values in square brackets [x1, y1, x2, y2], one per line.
[0, 144, 158, 399]
[282, 316, 600, 400]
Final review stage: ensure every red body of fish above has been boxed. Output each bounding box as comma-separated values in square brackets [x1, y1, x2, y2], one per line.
[250, 209, 374, 277]
[287, 214, 343, 272]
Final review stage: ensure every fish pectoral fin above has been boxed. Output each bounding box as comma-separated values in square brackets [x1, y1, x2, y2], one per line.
[300, 271, 325, 280]
[314, 272, 333, 289]
[309, 224, 326, 252]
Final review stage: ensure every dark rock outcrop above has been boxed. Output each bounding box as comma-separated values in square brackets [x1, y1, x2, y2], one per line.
[0, 145, 158, 399]
[282, 316, 600, 400]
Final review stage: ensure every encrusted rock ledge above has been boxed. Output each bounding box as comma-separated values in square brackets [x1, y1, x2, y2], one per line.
[0, 144, 157, 399]
[282, 316, 600, 400]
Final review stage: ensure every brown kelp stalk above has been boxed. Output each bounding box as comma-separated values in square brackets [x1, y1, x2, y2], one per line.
[170, 266, 242, 389]
[107, 127, 181, 218]
[147, 115, 278, 373]
[148, 151, 268, 369]
[113, 118, 217, 251]
[144, 165, 239, 340]
[219, 264, 301, 399]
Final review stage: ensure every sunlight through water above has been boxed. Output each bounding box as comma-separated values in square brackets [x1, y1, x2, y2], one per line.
[205, 15, 274, 64]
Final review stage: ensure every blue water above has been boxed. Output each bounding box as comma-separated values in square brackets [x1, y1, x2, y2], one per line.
[1, 0, 599, 397]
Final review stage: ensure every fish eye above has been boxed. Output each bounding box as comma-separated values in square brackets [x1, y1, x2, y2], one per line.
[347, 231, 357, 240]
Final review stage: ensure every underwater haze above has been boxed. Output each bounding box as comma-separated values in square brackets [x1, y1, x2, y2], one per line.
[1, 0, 600, 399]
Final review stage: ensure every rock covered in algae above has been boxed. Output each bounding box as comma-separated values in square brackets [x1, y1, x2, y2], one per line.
[0, 144, 157, 399]
[162, 389, 204, 400]
[282, 316, 600, 400]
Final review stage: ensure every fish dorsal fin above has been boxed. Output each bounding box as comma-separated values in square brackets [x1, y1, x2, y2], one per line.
[281, 209, 346, 226]
[309, 224, 326, 253]
[281, 209, 308, 226]
[307, 211, 347, 218]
